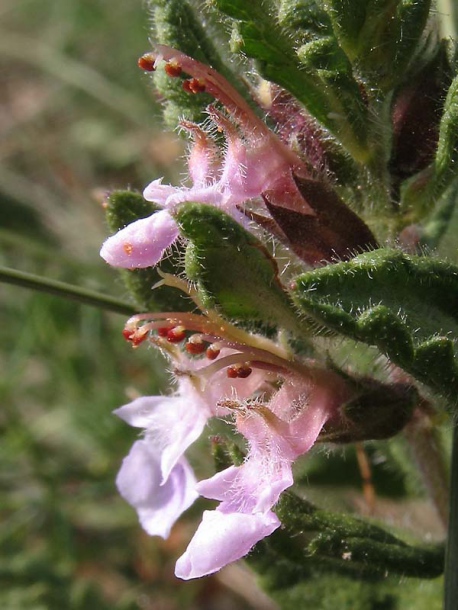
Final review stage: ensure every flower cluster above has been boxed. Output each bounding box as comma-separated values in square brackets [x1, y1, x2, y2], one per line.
[99, 45, 361, 579]
[96, 0, 458, 600]
[115, 308, 350, 579]
[100, 46, 311, 270]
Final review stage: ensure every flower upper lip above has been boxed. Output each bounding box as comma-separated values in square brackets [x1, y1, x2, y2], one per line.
[113, 305, 349, 579]
[100, 46, 314, 271]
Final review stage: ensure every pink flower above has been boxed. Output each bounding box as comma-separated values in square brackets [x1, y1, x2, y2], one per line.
[113, 310, 350, 579]
[100, 208, 179, 269]
[100, 47, 311, 270]
[116, 440, 198, 539]
[114, 380, 211, 485]
[113, 343, 270, 542]
[175, 373, 349, 579]
[114, 378, 209, 537]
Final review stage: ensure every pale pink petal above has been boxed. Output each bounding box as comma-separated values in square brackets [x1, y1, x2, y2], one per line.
[166, 183, 223, 207]
[114, 395, 173, 428]
[185, 126, 219, 186]
[204, 365, 270, 409]
[100, 209, 178, 268]
[143, 178, 179, 205]
[116, 440, 198, 539]
[197, 458, 293, 514]
[174, 509, 280, 579]
[196, 465, 240, 501]
[249, 459, 294, 513]
[237, 375, 338, 461]
[219, 137, 268, 202]
[114, 393, 208, 482]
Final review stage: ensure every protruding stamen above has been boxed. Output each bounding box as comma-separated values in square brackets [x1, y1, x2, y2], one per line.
[186, 335, 207, 355]
[207, 105, 237, 137]
[165, 60, 182, 77]
[123, 326, 149, 347]
[227, 363, 252, 379]
[183, 78, 206, 94]
[238, 364, 253, 378]
[166, 325, 187, 343]
[180, 120, 219, 186]
[206, 345, 221, 360]
[138, 53, 156, 72]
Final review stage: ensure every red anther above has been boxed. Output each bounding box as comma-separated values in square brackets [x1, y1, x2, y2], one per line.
[226, 363, 252, 379]
[157, 327, 170, 337]
[138, 54, 156, 72]
[190, 78, 206, 93]
[123, 328, 135, 342]
[185, 336, 206, 355]
[164, 61, 182, 77]
[166, 325, 187, 343]
[132, 334, 148, 347]
[182, 80, 193, 94]
[123, 327, 149, 346]
[237, 364, 252, 379]
[183, 78, 206, 94]
[206, 346, 221, 360]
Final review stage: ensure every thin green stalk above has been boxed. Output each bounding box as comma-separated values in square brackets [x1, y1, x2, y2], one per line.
[404, 413, 450, 529]
[0, 265, 138, 316]
[436, 0, 458, 41]
[444, 421, 458, 609]
[365, 93, 396, 227]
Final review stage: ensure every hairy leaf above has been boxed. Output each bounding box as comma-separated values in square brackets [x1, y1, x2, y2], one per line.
[292, 248, 458, 403]
[176, 203, 308, 332]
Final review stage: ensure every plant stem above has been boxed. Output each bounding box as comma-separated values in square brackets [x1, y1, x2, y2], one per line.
[444, 421, 458, 610]
[436, 0, 458, 41]
[404, 411, 450, 530]
[0, 265, 138, 316]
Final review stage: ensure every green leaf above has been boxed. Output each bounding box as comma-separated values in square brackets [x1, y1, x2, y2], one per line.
[246, 492, 443, 610]
[277, 0, 333, 41]
[322, 0, 433, 90]
[252, 568, 442, 610]
[292, 248, 458, 403]
[321, 0, 367, 59]
[420, 182, 458, 250]
[213, 0, 370, 163]
[432, 74, 458, 197]
[104, 190, 190, 312]
[273, 491, 444, 579]
[176, 203, 309, 333]
[401, 74, 458, 221]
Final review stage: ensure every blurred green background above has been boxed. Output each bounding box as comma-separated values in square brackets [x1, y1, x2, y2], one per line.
[0, 1, 453, 608]
[0, 1, 271, 607]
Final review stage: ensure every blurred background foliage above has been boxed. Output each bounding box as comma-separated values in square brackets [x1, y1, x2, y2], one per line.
[0, 0, 454, 608]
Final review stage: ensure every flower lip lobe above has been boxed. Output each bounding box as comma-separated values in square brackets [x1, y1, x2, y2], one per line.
[100, 209, 179, 269]
[174, 510, 280, 580]
[116, 439, 198, 539]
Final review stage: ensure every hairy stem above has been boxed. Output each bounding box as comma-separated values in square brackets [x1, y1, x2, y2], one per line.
[0, 265, 138, 316]
[444, 420, 458, 609]
[404, 408, 449, 530]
